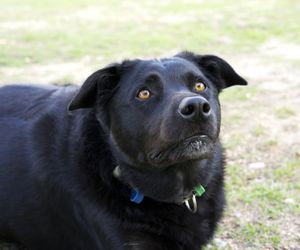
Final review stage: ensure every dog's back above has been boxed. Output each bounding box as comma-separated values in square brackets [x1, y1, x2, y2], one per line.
[0, 85, 75, 117]
[0, 85, 77, 247]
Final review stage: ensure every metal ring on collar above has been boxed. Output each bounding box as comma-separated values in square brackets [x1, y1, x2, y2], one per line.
[184, 194, 197, 213]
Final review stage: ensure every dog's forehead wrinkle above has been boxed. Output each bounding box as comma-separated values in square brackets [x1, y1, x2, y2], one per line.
[129, 58, 204, 86]
[159, 57, 203, 80]
[163, 56, 198, 69]
[131, 60, 165, 81]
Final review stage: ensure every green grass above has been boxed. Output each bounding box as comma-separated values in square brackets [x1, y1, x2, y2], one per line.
[220, 86, 258, 102]
[0, 0, 300, 66]
[274, 107, 296, 119]
[250, 126, 266, 137]
[239, 222, 280, 248]
[223, 133, 243, 150]
[212, 156, 300, 249]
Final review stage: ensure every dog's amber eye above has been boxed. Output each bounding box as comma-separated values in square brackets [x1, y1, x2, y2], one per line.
[137, 89, 151, 100]
[194, 82, 206, 92]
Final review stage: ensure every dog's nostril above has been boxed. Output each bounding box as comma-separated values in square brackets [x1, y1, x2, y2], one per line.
[202, 103, 211, 114]
[181, 104, 195, 116]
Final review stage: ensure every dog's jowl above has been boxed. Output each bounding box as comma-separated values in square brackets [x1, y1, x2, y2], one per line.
[0, 52, 247, 250]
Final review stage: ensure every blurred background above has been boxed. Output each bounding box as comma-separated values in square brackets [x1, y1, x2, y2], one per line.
[0, 0, 299, 249]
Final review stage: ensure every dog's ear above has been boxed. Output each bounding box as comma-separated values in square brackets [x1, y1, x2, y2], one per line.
[176, 51, 247, 90]
[68, 63, 121, 111]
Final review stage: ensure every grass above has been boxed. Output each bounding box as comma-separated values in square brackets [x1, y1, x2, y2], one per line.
[0, 0, 300, 66]
[220, 86, 259, 102]
[250, 126, 266, 137]
[274, 107, 296, 119]
[1, 0, 300, 249]
[211, 155, 300, 249]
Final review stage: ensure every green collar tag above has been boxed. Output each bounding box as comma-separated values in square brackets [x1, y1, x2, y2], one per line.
[194, 185, 205, 197]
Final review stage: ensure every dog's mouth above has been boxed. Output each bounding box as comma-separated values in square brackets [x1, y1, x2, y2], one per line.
[148, 134, 214, 166]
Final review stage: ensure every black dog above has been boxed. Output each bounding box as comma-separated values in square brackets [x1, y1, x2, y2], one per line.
[0, 51, 247, 250]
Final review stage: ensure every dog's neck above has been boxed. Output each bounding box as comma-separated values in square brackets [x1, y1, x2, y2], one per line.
[112, 164, 206, 212]
[110, 157, 211, 213]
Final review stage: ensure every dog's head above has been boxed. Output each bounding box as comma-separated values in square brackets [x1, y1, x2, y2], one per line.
[69, 52, 247, 203]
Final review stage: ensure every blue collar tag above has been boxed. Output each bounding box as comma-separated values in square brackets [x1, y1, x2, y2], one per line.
[130, 189, 144, 204]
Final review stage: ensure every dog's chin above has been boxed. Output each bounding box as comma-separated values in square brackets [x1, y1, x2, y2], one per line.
[148, 135, 214, 167]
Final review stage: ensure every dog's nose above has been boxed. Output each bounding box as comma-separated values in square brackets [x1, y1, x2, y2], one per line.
[178, 96, 211, 121]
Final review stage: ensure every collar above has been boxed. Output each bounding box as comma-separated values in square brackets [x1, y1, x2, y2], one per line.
[113, 166, 205, 213]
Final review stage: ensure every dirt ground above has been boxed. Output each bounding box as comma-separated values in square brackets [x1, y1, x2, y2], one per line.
[0, 39, 299, 249]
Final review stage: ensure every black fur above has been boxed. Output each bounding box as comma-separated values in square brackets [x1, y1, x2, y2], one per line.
[0, 52, 247, 250]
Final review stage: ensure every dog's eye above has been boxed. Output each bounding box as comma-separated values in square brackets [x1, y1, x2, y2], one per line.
[194, 82, 206, 92]
[137, 89, 151, 100]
